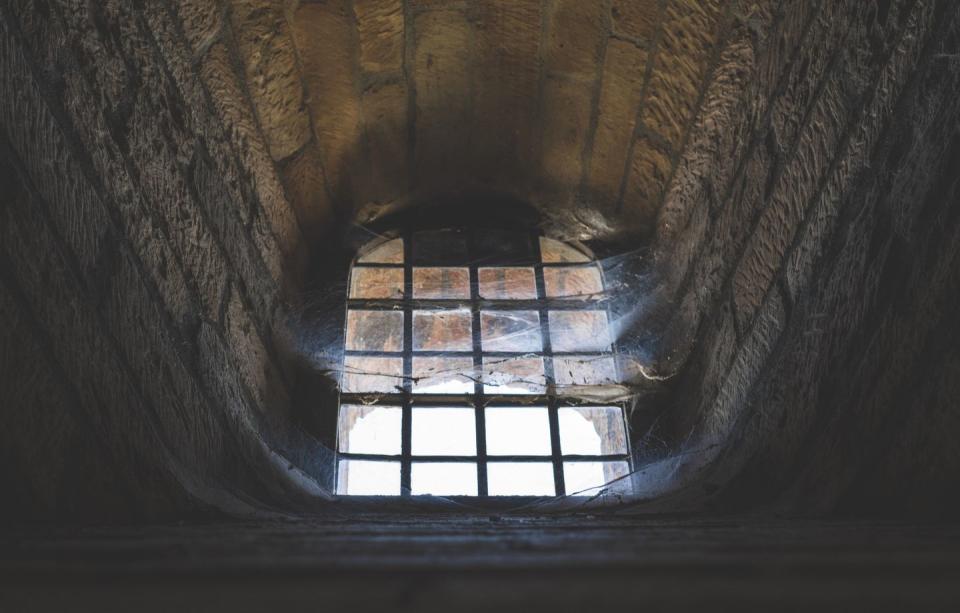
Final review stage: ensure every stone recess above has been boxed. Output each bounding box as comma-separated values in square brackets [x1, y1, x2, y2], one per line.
[1, 0, 959, 519]
[162, 0, 736, 236]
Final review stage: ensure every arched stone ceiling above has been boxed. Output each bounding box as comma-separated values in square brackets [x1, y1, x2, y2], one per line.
[178, 0, 736, 241]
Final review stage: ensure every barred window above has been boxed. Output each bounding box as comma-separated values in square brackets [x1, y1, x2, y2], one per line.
[335, 229, 631, 497]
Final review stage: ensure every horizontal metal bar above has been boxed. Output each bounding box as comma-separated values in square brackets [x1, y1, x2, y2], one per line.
[351, 262, 601, 270]
[347, 299, 608, 311]
[337, 453, 631, 463]
[538, 262, 601, 268]
[351, 262, 405, 269]
[338, 393, 622, 407]
[344, 349, 613, 359]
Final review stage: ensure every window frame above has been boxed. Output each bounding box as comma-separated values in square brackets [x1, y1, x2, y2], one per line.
[336, 228, 632, 498]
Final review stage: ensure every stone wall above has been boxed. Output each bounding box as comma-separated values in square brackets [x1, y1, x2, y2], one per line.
[1, 0, 958, 519]
[0, 0, 319, 520]
[642, 0, 960, 515]
[169, 0, 734, 238]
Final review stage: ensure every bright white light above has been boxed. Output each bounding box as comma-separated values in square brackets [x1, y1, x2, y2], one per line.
[487, 462, 554, 496]
[337, 460, 400, 495]
[411, 407, 476, 455]
[411, 462, 477, 496]
[557, 408, 602, 455]
[338, 405, 402, 455]
[485, 407, 551, 456]
[558, 407, 627, 456]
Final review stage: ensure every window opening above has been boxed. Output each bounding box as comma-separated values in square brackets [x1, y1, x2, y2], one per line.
[336, 229, 632, 497]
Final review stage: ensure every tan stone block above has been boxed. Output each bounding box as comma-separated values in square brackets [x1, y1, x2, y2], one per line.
[281, 141, 336, 238]
[291, 1, 364, 202]
[360, 80, 409, 203]
[610, 0, 660, 42]
[229, 1, 311, 161]
[585, 39, 648, 208]
[199, 41, 304, 272]
[543, 0, 608, 78]
[539, 74, 595, 194]
[411, 5, 472, 187]
[470, 0, 542, 185]
[643, 66, 698, 148]
[641, 0, 723, 148]
[354, 0, 405, 74]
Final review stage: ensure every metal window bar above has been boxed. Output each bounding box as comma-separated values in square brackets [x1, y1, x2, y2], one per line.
[401, 230, 414, 493]
[335, 230, 631, 497]
[467, 235, 489, 495]
[530, 231, 565, 496]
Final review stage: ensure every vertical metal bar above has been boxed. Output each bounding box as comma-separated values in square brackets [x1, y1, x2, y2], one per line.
[532, 233, 565, 496]
[468, 231, 488, 496]
[401, 230, 413, 495]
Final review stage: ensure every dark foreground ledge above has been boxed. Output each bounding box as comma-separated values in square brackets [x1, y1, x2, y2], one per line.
[1, 516, 958, 612]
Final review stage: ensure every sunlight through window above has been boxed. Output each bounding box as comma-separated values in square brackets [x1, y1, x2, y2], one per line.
[335, 232, 631, 497]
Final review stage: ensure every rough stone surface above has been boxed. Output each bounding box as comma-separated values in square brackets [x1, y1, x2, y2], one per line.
[228, 0, 311, 161]
[162, 0, 736, 238]
[1, 0, 959, 523]
[638, 0, 960, 515]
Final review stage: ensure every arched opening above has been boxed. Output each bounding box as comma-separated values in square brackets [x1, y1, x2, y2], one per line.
[304, 205, 637, 499]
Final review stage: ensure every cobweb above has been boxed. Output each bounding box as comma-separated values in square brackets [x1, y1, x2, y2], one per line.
[273, 229, 705, 511]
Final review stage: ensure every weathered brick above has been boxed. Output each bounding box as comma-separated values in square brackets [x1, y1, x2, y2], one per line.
[199, 41, 305, 257]
[174, 0, 225, 57]
[280, 141, 337, 237]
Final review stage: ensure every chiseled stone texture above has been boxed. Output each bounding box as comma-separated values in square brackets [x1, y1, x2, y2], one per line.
[163, 0, 735, 239]
[642, 0, 960, 515]
[0, 0, 318, 520]
[228, 1, 311, 162]
[1, 0, 959, 521]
